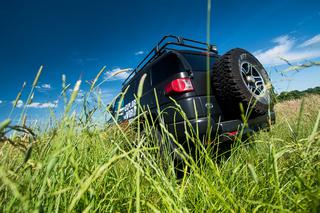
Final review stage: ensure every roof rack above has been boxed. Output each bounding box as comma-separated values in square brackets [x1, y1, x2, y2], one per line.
[122, 35, 217, 86]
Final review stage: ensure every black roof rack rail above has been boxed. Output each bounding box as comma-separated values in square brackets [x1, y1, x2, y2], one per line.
[122, 35, 217, 86]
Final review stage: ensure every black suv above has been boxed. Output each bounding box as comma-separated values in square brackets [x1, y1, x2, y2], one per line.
[111, 35, 275, 142]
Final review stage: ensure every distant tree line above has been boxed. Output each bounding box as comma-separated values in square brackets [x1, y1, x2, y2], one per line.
[276, 86, 320, 102]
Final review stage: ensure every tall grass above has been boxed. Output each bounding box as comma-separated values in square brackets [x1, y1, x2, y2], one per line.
[1, 1, 319, 210]
[0, 65, 320, 212]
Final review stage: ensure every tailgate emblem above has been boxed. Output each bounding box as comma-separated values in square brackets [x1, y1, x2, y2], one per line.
[205, 103, 213, 109]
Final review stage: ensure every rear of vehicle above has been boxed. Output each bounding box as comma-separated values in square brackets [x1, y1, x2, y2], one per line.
[114, 35, 275, 142]
[144, 50, 224, 140]
[148, 51, 274, 141]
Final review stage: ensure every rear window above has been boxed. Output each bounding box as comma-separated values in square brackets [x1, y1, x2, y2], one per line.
[151, 53, 182, 86]
[182, 53, 215, 71]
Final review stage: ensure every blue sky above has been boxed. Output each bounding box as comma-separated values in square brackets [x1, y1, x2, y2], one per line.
[0, 0, 319, 123]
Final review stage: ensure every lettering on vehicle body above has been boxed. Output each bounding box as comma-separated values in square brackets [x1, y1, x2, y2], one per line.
[122, 99, 137, 120]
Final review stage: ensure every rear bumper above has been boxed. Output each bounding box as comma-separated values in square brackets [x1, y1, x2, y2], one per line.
[166, 111, 275, 139]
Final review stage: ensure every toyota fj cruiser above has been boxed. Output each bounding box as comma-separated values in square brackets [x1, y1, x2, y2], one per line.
[111, 35, 275, 145]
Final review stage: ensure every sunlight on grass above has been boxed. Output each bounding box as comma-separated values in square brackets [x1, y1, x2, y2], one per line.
[0, 63, 319, 211]
[0, 0, 319, 210]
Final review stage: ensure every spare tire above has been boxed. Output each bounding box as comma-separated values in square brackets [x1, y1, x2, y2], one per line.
[212, 48, 273, 119]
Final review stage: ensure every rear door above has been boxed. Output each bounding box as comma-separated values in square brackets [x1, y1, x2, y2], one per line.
[181, 52, 224, 122]
[150, 52, 193, 106]
[148, 52, 205, 123]
[181, 52, 217, 96]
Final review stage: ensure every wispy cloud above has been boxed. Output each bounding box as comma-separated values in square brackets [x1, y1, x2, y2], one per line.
[41, 83, 51, 89]
[299, 34, 320, 48]
[135, 51, 145, 56]
[254, 34, 320, 66]
[26, 101, 58, 109]
[67, 88, 84, 98]
[13, 100, 24, 108]
[13, 99, 58, 109]
[104, 67, 133, 81]
[0, 100, 3, 104]
[75, 88, 114, 104]
[70, 51, 99, 66]
[35, 83, 52, 90]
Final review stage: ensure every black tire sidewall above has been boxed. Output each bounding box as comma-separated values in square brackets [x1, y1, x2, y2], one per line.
[231, 49, 271, 106]
[213, 48, 273, 117]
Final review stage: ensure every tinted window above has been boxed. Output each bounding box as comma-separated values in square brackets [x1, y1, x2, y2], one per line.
[151, 54, 182, 86]
[182, 53, 215, 71]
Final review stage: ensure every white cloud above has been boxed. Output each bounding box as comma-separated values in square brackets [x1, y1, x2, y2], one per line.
[12, 99, 58, 109]
[67, 88, 84, 97]
[35, 83, 52, 90]
[254, 34, 320, 66]
[299, 34, 320, 47]
[12, 100, 24, 108]
[26, 100, 58, 109]
[17, 100, 24, 108]
[135, 51, 145, 55]
[0, 100, 2, 104]
[104, 67, 133, 81]
[41, 84, 51, 89]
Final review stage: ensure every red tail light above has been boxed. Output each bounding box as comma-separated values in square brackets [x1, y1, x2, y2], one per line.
[227, 131, 238, 136]
[164, 77, 194, 95]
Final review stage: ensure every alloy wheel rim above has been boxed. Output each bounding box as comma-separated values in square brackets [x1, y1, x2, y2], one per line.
[240, 61, 266, 97]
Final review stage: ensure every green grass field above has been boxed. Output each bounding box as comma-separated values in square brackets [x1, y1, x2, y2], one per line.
[1, 0, 320, 211]
[1, 88, 320, 212]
